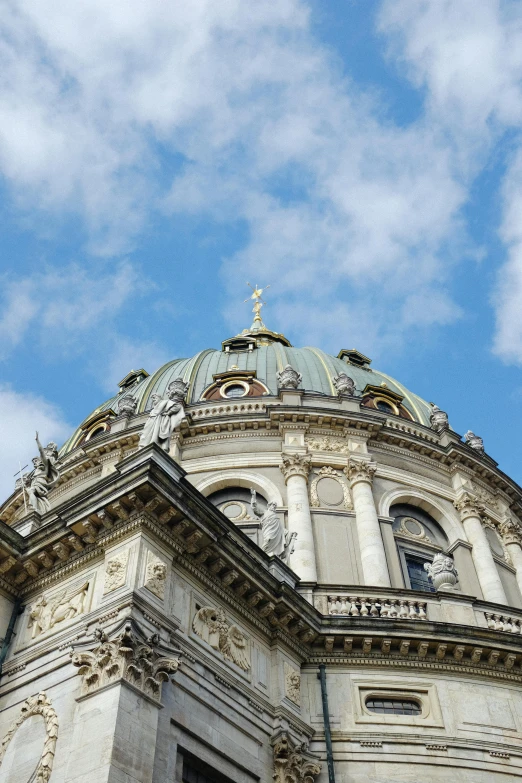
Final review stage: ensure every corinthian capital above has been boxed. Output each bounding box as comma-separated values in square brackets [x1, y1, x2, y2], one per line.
[344, 457, 377, 486]
[272, 733, 321, 783]
[498, 516, 522, 547]
[71, 621, 181, 702]
[453, 492, 485, 520]
[280, 453, 312, 481]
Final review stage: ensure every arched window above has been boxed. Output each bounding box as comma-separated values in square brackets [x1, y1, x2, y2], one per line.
[391, 503, 450, 593]
[207, 487, 266, 547]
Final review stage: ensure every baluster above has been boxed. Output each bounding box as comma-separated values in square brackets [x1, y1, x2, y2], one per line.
[484, 612, 495, 629]
[349, 596, 360, 616]
[339, 596, 349, 615]
[510, 619, 520, 634]
[408, 600, 418, 619]
[389, 600, 399, 618]
[418, 602, 427, 620]
[504, 616, 513, 633]
[493, 614, 504, 631]
[327, 595, 335, 615]
[380, 601, 390, 618]
[370, 599, 379, 617]
[360, 599, 369, 616]
[399, 599, 409, 619]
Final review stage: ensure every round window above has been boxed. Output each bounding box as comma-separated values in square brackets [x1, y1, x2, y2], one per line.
[222, 383, 248, 398]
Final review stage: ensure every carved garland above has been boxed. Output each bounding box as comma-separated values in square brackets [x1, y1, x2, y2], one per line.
[0, 692, 58, 783]
[309, 467, 352, 510]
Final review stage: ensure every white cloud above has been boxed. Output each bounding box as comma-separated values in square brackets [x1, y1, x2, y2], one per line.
[0, 384, 71, 502]
[378, 0, 522, 363]
[93, 335, 170, 395]
[3, 0, 522, 359]
[0, 262, 148, 360]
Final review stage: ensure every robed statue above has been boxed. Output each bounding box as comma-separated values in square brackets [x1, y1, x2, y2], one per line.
[138, 378, 189, 452]
[28, 432, 61, 515]
[250, 489, 296, 564]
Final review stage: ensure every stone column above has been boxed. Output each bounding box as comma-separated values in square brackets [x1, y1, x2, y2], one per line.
[66, 622, 181, 783]
[345, 457, 391, 588]
[499, 516, 522, 597]
[280, 453, 317, 582]
[454, 493, 507, 605]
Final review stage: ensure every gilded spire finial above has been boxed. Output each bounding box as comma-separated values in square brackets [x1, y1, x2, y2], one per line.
[244, 282, 270, 331]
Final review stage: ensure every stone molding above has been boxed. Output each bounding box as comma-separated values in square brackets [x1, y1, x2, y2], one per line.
[0, 691, 58, 783]
[272, 732, 321, 783]
[71, 620, 181, 701]
[344, 457, 377, 487]
[453, 492, 485, 520]
[280, 453, 312, 482]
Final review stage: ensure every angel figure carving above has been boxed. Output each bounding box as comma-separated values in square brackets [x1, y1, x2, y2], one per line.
[28, 432, 61, 515]
[192, 606, 250, 671]
[29, 581, 89, 639]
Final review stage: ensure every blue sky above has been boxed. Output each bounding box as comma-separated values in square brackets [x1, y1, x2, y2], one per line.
[1, 0, 522, 497]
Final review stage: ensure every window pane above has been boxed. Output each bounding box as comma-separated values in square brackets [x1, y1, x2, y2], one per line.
[405, 555, 435, 592]
[366, 697, 421, 716]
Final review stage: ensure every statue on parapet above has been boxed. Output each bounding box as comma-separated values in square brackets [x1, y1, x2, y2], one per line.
[250, 489, 296, 564]
[27, 432, 61, 515]
[138, 378, 189, 452]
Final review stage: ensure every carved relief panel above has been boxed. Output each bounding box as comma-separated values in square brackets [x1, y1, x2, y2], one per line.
[103, 548, 130, 594]
[144, 550, 168, 600]
[25, 577, 93, 645]
[192, 604, 250, 671]
[310, 467, 352, 510]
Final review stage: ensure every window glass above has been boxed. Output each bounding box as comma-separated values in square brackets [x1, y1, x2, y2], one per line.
[376, 400, 394, 413]
[366, 697, 421, 716]
[405, 554, 435, 592]
[224, 384, 247, 398]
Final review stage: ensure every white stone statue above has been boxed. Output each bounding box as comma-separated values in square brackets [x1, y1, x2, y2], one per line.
[250, 489, 296, 563]
[424, 552, 458, 591]
[27, 432, 61, 515]
[333, 372, 355, 396]
[429, 404, 449, 433]
[464, 430, 484, 455]
[277, 364, 302, 390]
[138, 378, 189, 452]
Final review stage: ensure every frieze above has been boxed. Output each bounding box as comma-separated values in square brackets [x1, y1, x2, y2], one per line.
[306, 436, 350, 455]
[28, 579, 90, 640]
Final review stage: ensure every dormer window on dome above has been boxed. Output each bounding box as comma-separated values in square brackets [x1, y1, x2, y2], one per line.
[201, 370, 270, 401]
[78, 409, 116, 444]
[337, 349, 372, 369]
[117, 368, 149, 392]
[361, 384, 413, 420]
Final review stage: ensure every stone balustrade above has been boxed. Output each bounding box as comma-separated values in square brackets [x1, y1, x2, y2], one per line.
[327, 594, 427, 620]
[484, 612, 522, 634]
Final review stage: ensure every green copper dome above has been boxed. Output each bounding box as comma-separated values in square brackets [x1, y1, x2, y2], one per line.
[61, 328, 434, 454]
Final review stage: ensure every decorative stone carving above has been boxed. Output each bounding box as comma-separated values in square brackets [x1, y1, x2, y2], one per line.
[498, 516, 522, 546]
[144, 551, 168, 599]
[280, 453, 312, 481]
[424, 553, 458, 590]
[277, 365, 302, 390]
[309, 467, 352, 509]
[117, 395, 138, 416]
[27, 432, 60, 515]
[138, 377, 189, 452]
[272, 732, 321, 783]
[284, 662, 301, 706]
[429, 404, 449, 433]
[344, 458, 377, 486]
[395, 516, 432, 544]
[103, 549, 129, 594]
[192, 606, 250, 671]
[305, 436, 349, 454]
[29, 581, 89, 639]
[333, 372, 355, 396]
[464, 430, 484, 455]
[454, 492, 485, 520]
[71, 622, 181, 700]
[250, 489, 296, 562]
[0, 692, 58, 783]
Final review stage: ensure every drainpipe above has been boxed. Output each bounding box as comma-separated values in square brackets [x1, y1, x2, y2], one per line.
[0, 597, 23, 681]
[318, 664, 336, 783]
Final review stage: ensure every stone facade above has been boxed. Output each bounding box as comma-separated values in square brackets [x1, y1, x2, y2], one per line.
[1, 329, 522, 782]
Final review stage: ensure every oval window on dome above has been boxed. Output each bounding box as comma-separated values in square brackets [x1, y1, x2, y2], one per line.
[224, 384, 248, 398]
[376, 400, 394, 413]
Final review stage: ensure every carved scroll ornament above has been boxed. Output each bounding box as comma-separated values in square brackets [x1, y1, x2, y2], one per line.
[272, 733, 321, 783]
[71, 622, 181, 700]
[0, 692, 58, 783]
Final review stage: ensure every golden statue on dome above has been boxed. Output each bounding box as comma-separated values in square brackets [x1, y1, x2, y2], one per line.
[244, 282, 270, 330]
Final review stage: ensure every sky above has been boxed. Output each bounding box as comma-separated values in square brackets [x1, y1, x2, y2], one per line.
[1, 0, 522, 499]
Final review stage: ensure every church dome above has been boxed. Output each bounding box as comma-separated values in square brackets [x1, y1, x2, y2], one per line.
[61, 328, 433, 454]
